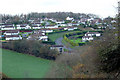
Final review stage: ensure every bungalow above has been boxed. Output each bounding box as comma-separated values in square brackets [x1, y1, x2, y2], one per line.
[67, 26, 78, 31]
[32, 22, 41, 26]
[66, 17, 74, 21]
[17, 24, 31, 29]
[58, 24, 67, 27]
[41, 29, 53, 33]
[82, 36, 93, 42]
[5, 35, 22, 40]
[32, 26, 41, 29]
[64, 27, 68, 30]
[27, 33, 48, 41]
[34, 30, 45, 35]
[98, 26, 106, 29]
[20, 30, 33, 34]
[1, 24, 14, 28]
[39, 35, 48, 41]
[4, 30, 19, 35]
[56, 20, 65, 24]
[45, 25, 58, 29]
[72, 23, 79, 26]
[1, 26, 15, 30]
[22, 34, 28, 38]
[50, 45, 64, 53]
[67, 23, 72, 26]
[85, 32, 101, 37]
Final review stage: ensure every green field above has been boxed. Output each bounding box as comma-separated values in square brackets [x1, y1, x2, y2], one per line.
[48, 32, 66, 42]
[1, 48, 53, 78]
[62, 39, 74, 48]
[48, 30, 81, 42]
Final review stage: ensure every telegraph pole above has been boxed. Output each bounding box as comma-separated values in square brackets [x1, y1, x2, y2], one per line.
[118, 1, 120, 47]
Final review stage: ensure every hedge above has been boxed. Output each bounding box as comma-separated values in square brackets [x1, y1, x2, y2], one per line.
[63, 31, 87, 46]
[48, 29, 81, 35]
[42, 41, 55, 45]
[63, 35, 79, 46]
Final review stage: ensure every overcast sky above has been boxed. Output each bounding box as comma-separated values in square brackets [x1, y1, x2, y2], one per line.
[0, 0, 119, 18]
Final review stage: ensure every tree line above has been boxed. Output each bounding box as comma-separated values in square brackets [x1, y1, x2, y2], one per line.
[2, 40, 59, 60]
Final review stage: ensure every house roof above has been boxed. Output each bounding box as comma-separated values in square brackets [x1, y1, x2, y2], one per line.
[32, 26, 40, 27]
[20, 26, 26, 27]
[29, 33, 46, 38]
[5, 30, 19, 33]
[67, 26, 77, 29]
[45, 25, 55, 26]
[34, 30, 44, 33]
[86, 32, 100, 35]
[6, 35, 20, 38]
[82, 36, 93, 38]
[41, 28, 52, 30]
[20, 24, 28, 26]
[51, 45, 63, 47]
[4, 26, 14, 28]
[2, 24, 14, 26]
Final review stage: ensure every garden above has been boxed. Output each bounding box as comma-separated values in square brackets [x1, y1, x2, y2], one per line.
[63, 31, 87, 46]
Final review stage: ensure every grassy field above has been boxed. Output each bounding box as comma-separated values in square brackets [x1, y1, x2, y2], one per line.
[62, 39, 74, 48]
[48, 32, 66, 42]
[48, 30, 81, 42]
[1, 48, 53, 78]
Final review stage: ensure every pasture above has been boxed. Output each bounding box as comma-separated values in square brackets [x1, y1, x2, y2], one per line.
[1, 48, 52, 78]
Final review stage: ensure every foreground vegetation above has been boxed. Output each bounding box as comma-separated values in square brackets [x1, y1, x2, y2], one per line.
[46, 29, 120, 78]
[1, 48, 52, 78]
[2, 40, 58, 60]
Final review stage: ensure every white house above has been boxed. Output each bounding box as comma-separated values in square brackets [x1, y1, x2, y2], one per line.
[5, 35, 22, 40]
[66, 17, 74, 21]
[34, 30, 45, 35]
[59, 24, 67, 27]
[85, 32, 101, 37]
[27, 33, 48, 41]
[4, 30, 19, 35]
[41, 29, 53, 33]
[45, 25, 58, 29]
[1, 24, 14, 28]
[98, 26, 106, 29]
[50, 45, 64, 53]
[17, 24, 31, 29]
[82, 36, 93, 42]
[32, 22, 41, 26]
[67, 23, 73, 26]
[72, 23, 79, 26]
[67, 26, 78, 31]
[1, 26, 15, 30]
[64, 27, 68, 30]
[32, 26, 41, 29]
[56, 20, 65, 24]
[39, 35, 48, 41]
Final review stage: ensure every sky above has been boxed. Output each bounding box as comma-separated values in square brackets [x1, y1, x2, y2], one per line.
[0, 0, 119, 18]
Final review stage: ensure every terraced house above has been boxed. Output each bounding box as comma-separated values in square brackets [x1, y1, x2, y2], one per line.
[4, 30, 19, 35]
[5, 35, 22, 40]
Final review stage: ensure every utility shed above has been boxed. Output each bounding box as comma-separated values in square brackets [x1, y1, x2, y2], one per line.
[50, 45, 64, 53]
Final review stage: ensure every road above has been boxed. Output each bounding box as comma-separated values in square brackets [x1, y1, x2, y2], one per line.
[55, 37, 73, 51]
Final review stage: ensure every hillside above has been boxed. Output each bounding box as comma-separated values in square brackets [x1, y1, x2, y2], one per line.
[1, 48, 52, 78]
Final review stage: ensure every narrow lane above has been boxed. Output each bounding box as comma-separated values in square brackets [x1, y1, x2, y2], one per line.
[55, 37, 73, 51]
